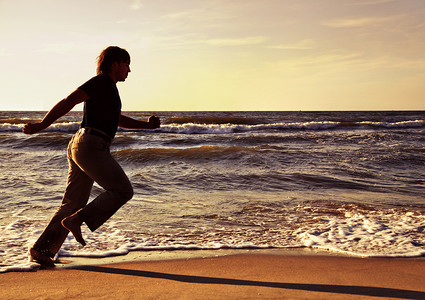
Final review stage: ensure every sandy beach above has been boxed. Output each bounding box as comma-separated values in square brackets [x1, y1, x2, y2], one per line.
[1, 250, 424, 299]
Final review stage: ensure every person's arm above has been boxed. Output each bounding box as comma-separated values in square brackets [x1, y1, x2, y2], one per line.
[22, 89, 88, 134]
[118, 114, 161, 130]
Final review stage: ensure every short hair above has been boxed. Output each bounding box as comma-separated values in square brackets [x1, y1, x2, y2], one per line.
[97, 46, 130, 75]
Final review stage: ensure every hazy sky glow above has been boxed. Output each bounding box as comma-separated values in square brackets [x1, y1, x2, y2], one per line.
[1, 0, 425, 111]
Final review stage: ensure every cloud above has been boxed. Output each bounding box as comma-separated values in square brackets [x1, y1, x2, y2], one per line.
[269, 39, 316, 50]
[275, 52, 363, 71]
[271, 50, 425, 83]
[38, 42, 78, 53]
[349, 0, 396, 5]
[161, 9, 205, 20]
[322, 16, 393, 28]
[0, 48, 12, 57]
[146, 35, 267, 51]
[204, 36, 267, 47]
[130, 0, 143, 10]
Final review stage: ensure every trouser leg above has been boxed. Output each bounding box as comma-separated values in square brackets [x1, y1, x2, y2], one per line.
[71, 134, 133, 232]
[33, 154, 94, 256]
[32, 132, 133, 256]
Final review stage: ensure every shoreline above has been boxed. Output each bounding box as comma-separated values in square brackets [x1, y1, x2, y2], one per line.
[56, 247, 351, 269]
[1, 250, 424, 299]
[56, 247, 425, 269]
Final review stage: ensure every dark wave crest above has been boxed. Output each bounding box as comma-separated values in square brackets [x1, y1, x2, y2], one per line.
[113, 145, 258, 163]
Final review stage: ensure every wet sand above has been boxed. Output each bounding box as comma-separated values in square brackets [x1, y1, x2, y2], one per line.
[1, 250, 424, 299]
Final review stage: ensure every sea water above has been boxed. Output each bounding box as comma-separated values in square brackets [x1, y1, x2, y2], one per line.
[0, 111, 424, 272]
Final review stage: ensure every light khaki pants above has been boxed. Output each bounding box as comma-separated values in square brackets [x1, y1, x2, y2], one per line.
[33, 130, 133, 257]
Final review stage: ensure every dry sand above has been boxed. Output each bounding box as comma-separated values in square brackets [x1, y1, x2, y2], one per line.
[1, 251, 424, 299]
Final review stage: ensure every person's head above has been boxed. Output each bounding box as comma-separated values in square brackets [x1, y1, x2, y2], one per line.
[97, 46, 131, 75]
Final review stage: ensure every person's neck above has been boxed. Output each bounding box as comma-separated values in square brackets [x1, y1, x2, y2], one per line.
[102, 71, 118, 83]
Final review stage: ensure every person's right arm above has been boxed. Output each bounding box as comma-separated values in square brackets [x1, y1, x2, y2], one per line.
[23, 89, 88, 134]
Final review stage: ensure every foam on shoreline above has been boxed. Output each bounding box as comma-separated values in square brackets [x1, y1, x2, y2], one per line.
[52, 247, 425, 271]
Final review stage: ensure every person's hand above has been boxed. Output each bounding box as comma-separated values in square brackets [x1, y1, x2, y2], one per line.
[22, 122, 47, 134]
[148, 116, 160, 129]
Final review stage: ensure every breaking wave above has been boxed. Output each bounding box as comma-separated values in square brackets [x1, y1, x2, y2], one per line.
[2, 118, 424, 134]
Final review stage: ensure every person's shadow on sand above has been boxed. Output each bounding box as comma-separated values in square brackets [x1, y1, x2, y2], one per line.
[71, 265, 425, 299]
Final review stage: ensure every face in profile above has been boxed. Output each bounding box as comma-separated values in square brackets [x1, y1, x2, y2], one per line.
[116, 61, 131, 82]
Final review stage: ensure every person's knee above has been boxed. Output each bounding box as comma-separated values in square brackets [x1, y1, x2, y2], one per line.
[59, 197, 86, 213]
[105, 182, 133, 206]
[120, 184, 133, 203]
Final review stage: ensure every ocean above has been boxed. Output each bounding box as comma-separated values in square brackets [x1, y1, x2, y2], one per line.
[1, 110, 424, 272]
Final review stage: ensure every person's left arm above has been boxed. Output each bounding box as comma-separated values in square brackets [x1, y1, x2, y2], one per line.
[118, 114, 161, 130]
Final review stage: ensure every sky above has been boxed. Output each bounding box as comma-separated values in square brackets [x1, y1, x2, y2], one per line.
[1, 0, 425, 111]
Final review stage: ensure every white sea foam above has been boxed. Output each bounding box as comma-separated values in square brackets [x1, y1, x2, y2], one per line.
[154, 120, 425, 134]
[361, 120, 425, 128]
[0, 219, 42, 273]
[0, 122, 80, 133]
[157, 121, 341, 134]
[2, 204, 423, 273]
[1, 119, 424, 134]
[298, 209, 425, 257]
